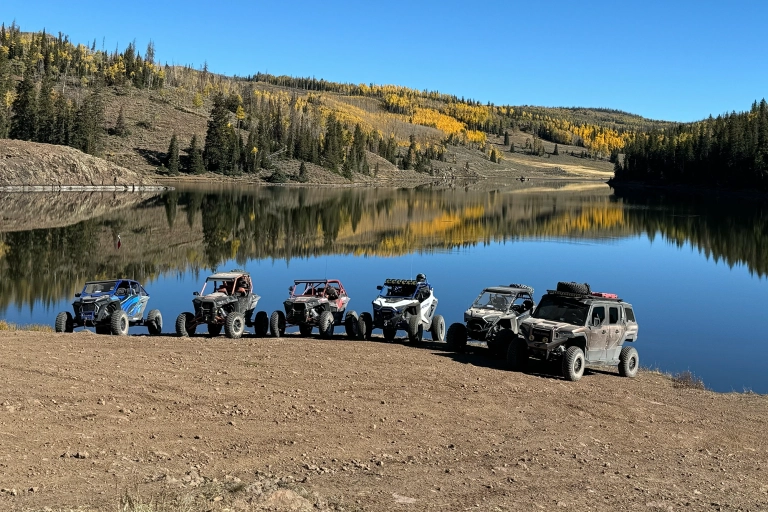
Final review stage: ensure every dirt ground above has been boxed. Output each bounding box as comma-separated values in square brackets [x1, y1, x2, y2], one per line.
[1, 330, 766, 511]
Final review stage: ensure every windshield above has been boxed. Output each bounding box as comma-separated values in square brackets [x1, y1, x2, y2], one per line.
[472, 291, 510, 311]
[83, 281, 117, 294]
[379, 283, 417, 298]
[532, 295, 589, 325]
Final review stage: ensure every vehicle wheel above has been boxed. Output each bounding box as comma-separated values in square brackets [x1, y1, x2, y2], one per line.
[269, 311, 286, 337]
[344, 310, 359, 338]
[95, 325, 111, 335]
[55, 311, 73, 333]
[225, 312, 245, 339]
[319, 311, 334, 338]
[359, 312, 373, 340]
[407, 314, 423, 343]
[504, 332, 529, 371]
[618, 345, 639, 378]
[147, 309, 163, 336]
[383, 327, 397, 342]
[446, 323, 468, 352]
[175, 312, 197, 337]
[207, 323, 222, 337]
[297, 323, 312, 337]
[254, 311, 269, 337]
[429, 314, 445, 342]
[562, 345, 585, 381]
[110, 309, 129, 336]
[556, 281, 591, 295]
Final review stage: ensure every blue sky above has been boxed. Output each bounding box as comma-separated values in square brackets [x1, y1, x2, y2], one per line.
[4, 0, 767, 122]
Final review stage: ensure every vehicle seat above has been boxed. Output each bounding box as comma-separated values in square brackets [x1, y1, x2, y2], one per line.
[115, 288, 127, 296]
[523, 299, 534, 311]
[326, 287, 339, 300]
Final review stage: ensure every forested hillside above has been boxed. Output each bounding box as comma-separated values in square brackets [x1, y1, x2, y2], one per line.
[614, 100, 768, 191]
[1, 22, 673, 183]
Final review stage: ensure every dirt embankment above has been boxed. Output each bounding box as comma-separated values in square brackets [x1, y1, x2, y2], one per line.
[0, 140, 158, 187]
[0, 330, 766, 511]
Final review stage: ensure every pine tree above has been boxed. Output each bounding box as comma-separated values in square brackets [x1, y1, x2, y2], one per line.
[203, 93, 232, 174]
[166, 133, 180, 175]
[10, 71, 37, 141]
[35, 74, 55, 143]
[114, 105, 128, 136]
[188, 134, 205, 174]
[553, 144, 559, 156]
[504, 131, 510, 146]
[72, 86, 105, 155]
[298, 161, 308, 182]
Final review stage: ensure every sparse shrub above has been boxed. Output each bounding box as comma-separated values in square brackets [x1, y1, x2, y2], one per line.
[671, 371, 706, 390]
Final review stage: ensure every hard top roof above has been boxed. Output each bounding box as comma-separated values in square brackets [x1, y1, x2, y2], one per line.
[293, 279, 340, 284]
[207, 271, 249, 280]
[84, 279, 135, 285]
[483, 285, 533, 294]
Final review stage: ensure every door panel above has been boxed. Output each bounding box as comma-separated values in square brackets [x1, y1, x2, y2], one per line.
[606, 306, 626, 362]
[585, 305, 607, 362]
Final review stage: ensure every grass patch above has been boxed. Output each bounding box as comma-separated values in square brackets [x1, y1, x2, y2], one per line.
[671, 370, 706, 390]
[0, 320, 53, 332]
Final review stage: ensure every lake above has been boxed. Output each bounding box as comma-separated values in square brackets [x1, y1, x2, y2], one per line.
[1, 180, 765, 393]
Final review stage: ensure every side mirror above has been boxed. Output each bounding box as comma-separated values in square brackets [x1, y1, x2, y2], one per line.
[74, 292, 81, 298]
[593, 317, 601, 327]
[289, 285, 295, 293]
[193, 291, 199, 296]
[376, 285, 383, 291]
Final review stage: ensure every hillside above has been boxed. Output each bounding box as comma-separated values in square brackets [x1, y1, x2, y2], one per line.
[0, 24, 671, 185]
[0, 330, 766, 511]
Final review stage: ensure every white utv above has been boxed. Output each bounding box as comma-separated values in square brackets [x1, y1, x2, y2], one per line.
[360, 274, 444, 343]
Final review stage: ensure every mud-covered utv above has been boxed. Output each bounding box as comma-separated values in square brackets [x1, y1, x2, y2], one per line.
[507, 281, 640, 381]
[269, 279, 353, 338]
[362, 274, 444, 343]
[175, 270, 268, 339]
[446, 284, 535, 355]
[54, 279, 162, 336]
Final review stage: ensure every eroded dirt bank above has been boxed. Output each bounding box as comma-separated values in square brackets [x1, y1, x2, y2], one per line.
[0, 330, 766, 511]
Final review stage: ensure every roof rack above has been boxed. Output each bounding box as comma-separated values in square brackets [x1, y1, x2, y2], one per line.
[547, 289, 623, 301]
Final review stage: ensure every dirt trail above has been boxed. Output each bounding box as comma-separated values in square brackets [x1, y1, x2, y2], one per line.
[0, 330, 766, 511]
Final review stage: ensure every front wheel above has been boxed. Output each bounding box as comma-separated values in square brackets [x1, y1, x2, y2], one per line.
[175, 312, 197, 337]
[225, 312, 245, 339]
[429, 314, 445, 342]
[382, 327, 396, 342]
[505, 332, 529, 371]
[253, 311, 269, 337]
[55, 311, 74, 333]
[446, 323, 467, 352]
[344, 310, 360, 339]
[407, 314, 423, 343]
[110, 309, 129, 336]
[359, 312, 373, 340]
[269, 310, 286, 338]
[146, 309, 163, 336]
[319, 311, 334, 339]
[562, 346, 585, 381]
[618, 345, 639, 378]
[299, 323, 313, 337]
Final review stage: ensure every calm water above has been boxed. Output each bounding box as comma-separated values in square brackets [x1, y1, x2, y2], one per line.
[1, 180, 766, 393]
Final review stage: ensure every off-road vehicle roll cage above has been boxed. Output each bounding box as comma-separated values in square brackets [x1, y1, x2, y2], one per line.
[364, 276, 444, 343]
[506, 281, 640, 381]
[175, 270, 268, 339]
[54, 279, 162, 336]
[269, 279, 352, 338]
[446, 283, 535, 355]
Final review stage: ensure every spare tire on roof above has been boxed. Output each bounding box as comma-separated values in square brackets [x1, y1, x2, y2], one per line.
[556, 281, 591, 295]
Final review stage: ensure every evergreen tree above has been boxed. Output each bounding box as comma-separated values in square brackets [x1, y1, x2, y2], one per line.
[114, 105, 128, 137]
[553, 144, 559, 156]
[188, 134, 205, 175]
[72, 86, 105, 155]
[52, 93, 73, 145]
[504, 131, 510, 146]
[203, 93, 232, 174]
[298, 161, 308, 182]
[35, 74, 55, 143]
[166, 133, 180, 175]
[10, 71, 37, 141]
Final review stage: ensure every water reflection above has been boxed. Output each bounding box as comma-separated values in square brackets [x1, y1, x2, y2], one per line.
[0, 182, 765, 312]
